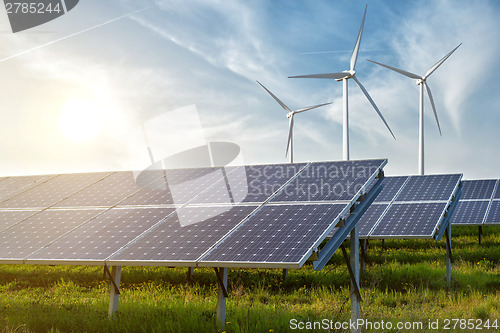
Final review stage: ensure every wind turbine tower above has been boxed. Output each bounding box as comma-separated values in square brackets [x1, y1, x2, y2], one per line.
[367, 43, 461, 175]
[257, 81, 332, 163]
[289, 5, 395, 161]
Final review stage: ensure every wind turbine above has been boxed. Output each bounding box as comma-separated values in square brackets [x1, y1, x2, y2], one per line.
[367, 43, 461, 175]
[257, 80, 332, 163]
[288, 5, 395, 161]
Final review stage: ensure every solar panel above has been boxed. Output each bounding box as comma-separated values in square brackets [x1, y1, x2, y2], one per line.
[27, 207, 174, 263]
[370, 202, 448, 238]
[484, 201, 500, 224]
[189, 164, 306, 204]
[0, 210, 41, 233]
[0, 159, 386, 269]
[494, 182, 500, 199]
[460, 180, 497, 200]
[270, 160, 385, 202]
[395, 174, 461, 202]
[54, 171, 165, 208]
[199, 204, 346, 267]
[373, 176, 408, 203]
[357, 204, 388, 237]
[0, 175, 56, 203]
[0, 172, 112, 209]
[0, 209, 104, 262]
[107, 205, 258, 265]
[449, 200, 489, 225]
[119, 167, 239, 206]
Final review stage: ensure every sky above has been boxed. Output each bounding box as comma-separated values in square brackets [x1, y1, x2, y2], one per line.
[0, 0, 498, 179]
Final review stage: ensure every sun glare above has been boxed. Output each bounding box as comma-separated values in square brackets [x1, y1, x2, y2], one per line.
[60, 98, 103, 142]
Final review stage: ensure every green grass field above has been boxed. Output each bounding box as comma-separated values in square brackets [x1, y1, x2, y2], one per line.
[1, 226, 499, 332]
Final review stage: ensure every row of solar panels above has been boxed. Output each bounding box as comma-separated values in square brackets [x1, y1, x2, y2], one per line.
[0, 160, 385, 268]
[449, 179, 500, 226]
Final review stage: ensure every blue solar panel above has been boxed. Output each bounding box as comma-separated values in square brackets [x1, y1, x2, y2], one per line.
[460, 180, 497, 200]
[373, 176, 408, 202]
[370, 202, 448, 238]
[270, 160, 385, 202]
[357, 204, 388, 237]
[108, 205, 258, 264]
[119, 167, 238, 206]
[494, 182, 500, 199]
[449, 200, 489, 225]
[484, 201, 500, 224]
[27, 208, 174, 262]
[190, 164, 306, 204]
[200, 204, 345, 265]
[0, 209, 104, 261]
[395, 174, 460, 202]
[0, 173, 111, 209]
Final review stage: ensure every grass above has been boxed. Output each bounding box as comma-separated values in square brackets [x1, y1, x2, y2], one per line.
[0, 226, 499, 332]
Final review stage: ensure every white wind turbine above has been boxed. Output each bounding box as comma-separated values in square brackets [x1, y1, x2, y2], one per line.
[367, 43, 461, 175]
[289, 5, 395, 161]
[257, 80, 332, 163]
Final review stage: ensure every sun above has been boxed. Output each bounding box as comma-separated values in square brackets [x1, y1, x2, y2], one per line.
[60, 98, 103, 142]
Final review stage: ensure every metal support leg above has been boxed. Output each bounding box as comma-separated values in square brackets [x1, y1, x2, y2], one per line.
[215, 267, 228, 330]
[107, 266, 121, 318]
[350, 227, 360, 333]
[445, 223, 452, 286]
[478, 226, 482, 245]
[187, 267, 194, 282]
[282, 269, 288, 280]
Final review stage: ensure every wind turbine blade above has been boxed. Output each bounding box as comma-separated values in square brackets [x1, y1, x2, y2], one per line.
[285, 116, 294, 156]
[294, 102, 332, 114]
[352, 76, 396, 140]
[367, 59, 421, 80]
[289, 72, 347, 80]
[424, 43, 462, 79]
[256, 80, 291, 112]
[424, 82, 442, 136]
[350, 4, 367, 71]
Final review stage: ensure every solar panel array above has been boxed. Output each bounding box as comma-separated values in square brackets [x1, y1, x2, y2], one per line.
[356, 174, 462, 239]
[450, 179, 500, 225]
[0, 159, 387, 269]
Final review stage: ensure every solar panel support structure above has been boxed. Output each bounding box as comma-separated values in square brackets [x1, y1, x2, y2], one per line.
[360, 240, 368, 275]
[107, 266, 121, 318]
[313, 177, 383, 270]
[187, 267, 194, 283]
[445, 223, 452, 286]
[349, 229, 360, 333]
[215, 267, 228, 330]
[478, 226, 482, 245]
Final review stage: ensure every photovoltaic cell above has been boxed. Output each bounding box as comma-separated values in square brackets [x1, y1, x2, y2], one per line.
[0, 210, 40, 233]
[0, 172, 111, 209]
[108, 205, 258, 264]
[370, 202, 447, 238]
[395, 174, 461, 202]
[449, 200, 489, 225]
[0, 175, 56, 203]
[27, 208, 174, 262]
[485, 201, 500, 224]
[200, 204, 346, 265]
[460, 180, 497, 200]
[495, 184, 500, 199]
[357, 204, 388, 237]
[373, 176, 408, 202]
[0, 209, 104, 260]
[270, 160, 384, 202]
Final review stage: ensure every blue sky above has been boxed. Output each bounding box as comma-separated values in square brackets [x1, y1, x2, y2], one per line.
[0, 0, 498, 179]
